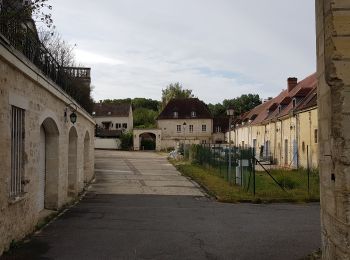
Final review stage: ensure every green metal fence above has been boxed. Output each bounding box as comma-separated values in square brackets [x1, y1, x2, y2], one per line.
[187, 144, 257, 194]
[185, 143, 320, 199]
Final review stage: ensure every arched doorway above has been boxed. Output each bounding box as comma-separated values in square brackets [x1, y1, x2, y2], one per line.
[39, 117, 59, 211]
[139, 132, 156, 150]
[83, 131, 90, 183]
[68, 126, 78, 197]
[133, 129, 162, 151]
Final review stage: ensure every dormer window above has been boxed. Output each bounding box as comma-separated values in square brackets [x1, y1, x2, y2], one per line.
[278, 105, 282, 114]
[292, 98, 297, 109]
[92, 111, 96, 116]
[173, 111, 178, 118]
[191, 111, 196, 118]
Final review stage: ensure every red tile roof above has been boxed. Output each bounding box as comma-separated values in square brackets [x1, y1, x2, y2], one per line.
[234, 73, 317, 128]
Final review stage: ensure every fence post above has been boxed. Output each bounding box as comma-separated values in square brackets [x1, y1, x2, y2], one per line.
[307, 145, 310, 196]
[253, 148, 256, 196]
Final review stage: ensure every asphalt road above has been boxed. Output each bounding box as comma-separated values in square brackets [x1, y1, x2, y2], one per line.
[2, 150, 321, 260]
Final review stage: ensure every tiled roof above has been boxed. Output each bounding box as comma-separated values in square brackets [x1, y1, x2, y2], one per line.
[93, 103, 131, 117]
[234, 73, 317, 128]
[295, 86, 317, 112]
[157, 98, 212, 120]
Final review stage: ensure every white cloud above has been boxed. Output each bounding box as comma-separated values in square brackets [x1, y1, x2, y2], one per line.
[75, 49, 124, 66]
[51, 0, 316, 104]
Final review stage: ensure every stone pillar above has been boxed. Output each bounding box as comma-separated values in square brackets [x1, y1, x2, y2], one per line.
[316, 0, 350, 258]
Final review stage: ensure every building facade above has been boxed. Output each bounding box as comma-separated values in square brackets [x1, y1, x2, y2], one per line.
[93, 102, 133, 132]
[156, 98, 213, 150]
[232, 75, 318, 169]
[0, 16, 95, 254]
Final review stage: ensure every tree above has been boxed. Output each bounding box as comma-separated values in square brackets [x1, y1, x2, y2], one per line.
[133, 108, 158, 129]
[39, 28, 76, 67]
[1, 0, 53, 28]
[223, 94, 261, 116]
[161, 82, 194, 109]
[207, 103, 226, 118]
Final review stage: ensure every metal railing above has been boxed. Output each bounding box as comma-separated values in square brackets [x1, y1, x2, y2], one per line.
[0, 16, 91, 111]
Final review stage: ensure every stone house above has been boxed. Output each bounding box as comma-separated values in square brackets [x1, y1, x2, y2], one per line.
[93, 102, 133, 132]
[156, 98, 213, 150]
[232, 74, 318, 169]
[0, 14, 95, 254]
[93, 102, 133, 149]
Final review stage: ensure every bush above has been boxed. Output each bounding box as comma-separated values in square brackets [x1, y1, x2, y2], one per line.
[120, 132, 133, 150]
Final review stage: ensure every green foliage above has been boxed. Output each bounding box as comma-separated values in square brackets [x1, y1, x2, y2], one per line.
[133, 108, 158, 128]
[1, 0, 54, 28]
[161, 82, 194, 109]
[208, 94, 262, 117]
[120, 132, 133, 150]
[207, 103, 226, 117]
[223, 94, 261, 116]
[102, 98, 160, 112]
[101, 98, 160, 128]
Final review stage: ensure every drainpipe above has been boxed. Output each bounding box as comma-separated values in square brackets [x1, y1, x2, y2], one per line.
[274, 121, 277, 164]
[295, 113, 300, 169]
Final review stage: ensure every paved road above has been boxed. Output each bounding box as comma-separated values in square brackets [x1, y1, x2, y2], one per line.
[2, 150, 321, 260]
[92, 150, 203, 196]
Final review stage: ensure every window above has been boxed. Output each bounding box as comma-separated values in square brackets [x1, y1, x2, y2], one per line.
[173, 112, 178, 118]
[10, 106, 25, 197]
[215, 126, 221, 133]
[201, 140, 206, 144]
[122, 123, 127, 129]
[189, 125, 194, 133]
[302, 141, 305, 152]
[202, 125, 207, 132]
[191, 111, 196, 118]
[177, 125, 181, 132]
[314, 129, 318, 143]
[92, 111, 96, 116]
[278, 105, 282, 113]
[107, 111, 111, 115]
[102, 122, 111, 129]
[116, 123, 121, 129]
[292, 98, 297, 109]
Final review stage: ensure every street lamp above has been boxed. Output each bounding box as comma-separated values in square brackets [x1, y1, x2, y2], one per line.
[227, 107, 235, 183]
[183, 122, 187, 157]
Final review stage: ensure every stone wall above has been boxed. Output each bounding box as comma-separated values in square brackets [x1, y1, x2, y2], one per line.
[316, 0, 350, 258]
[0, 40, 95, 254]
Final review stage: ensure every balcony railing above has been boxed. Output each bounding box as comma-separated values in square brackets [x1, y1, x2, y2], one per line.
[0, 17, 91, 112]
[64, 67, 91, 79]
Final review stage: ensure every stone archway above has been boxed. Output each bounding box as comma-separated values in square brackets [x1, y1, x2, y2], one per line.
[39, 117, 60, 210]
[139, 132, 157, 150]
[68, 126, 78, 197]
[83, 131, 91, 183]
[133, 129, 162, 151]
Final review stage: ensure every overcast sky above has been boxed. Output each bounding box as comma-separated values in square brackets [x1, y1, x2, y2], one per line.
[50, 0, 316, 104]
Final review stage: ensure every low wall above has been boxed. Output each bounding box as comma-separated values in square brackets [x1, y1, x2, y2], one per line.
[95, 138, 121, 150]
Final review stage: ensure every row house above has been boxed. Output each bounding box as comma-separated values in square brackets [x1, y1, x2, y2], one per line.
[231, 74, 318, 169]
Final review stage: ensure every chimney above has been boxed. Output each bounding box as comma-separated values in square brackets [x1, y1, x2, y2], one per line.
[287, 77, 298, 92]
